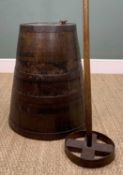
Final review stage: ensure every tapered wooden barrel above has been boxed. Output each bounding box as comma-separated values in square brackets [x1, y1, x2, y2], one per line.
[9, 22, 85, 140]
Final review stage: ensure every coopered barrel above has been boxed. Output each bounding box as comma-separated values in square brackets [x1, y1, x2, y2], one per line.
[9, 22, 85, 140]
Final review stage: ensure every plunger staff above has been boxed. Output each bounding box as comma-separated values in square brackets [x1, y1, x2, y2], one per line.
[83, 0, 92, 132]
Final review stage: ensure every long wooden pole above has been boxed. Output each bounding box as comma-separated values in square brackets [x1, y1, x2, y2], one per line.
[83, 0, 92, 132]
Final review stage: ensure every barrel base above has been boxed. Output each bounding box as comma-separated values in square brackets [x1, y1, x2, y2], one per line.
[9, 119, 85, 140]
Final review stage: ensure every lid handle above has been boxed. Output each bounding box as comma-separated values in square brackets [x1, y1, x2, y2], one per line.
[59, 20, 68, 25]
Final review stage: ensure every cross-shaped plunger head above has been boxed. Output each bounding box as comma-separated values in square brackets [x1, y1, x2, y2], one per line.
[65, 130, 115, 168]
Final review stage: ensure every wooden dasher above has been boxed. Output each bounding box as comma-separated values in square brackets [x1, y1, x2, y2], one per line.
[65, 0, 115, 168]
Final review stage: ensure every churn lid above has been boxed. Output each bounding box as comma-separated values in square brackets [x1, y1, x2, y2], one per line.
[20, 21, 76, 32]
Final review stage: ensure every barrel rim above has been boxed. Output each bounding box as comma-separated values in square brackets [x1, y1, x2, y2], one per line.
[20, 22, 76, 33]
[20, 22, 76, 27]
[9, 119, 84, 140]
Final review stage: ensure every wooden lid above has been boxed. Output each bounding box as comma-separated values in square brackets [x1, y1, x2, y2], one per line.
[20, 21, 76, 33]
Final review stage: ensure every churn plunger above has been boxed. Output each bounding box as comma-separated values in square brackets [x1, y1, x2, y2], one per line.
[65, 0, 115, 168]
